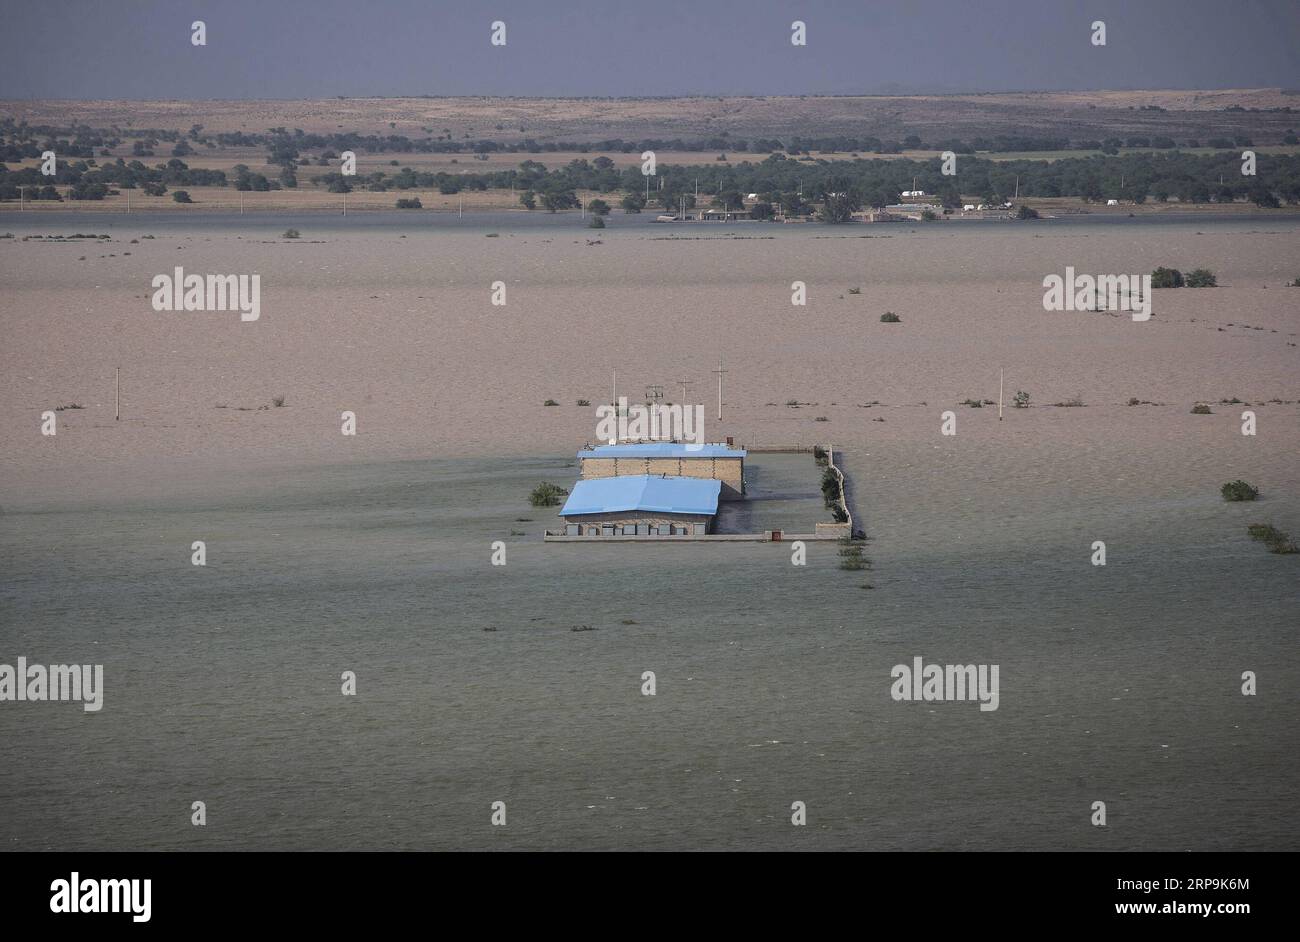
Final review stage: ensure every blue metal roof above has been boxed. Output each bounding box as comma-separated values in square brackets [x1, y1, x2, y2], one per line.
[579, 442, 747, 459]
[560, 475, 721, 517]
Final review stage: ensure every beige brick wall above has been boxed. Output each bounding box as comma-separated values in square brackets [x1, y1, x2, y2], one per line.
[579, 454, 744, 499]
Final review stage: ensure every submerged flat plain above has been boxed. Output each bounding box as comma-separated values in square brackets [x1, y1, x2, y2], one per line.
[1, 214, 1296, 849]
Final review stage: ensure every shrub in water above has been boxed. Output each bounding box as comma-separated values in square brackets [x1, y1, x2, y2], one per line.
[1221, 480, 1259, 501]
[529, 482, 569, 507]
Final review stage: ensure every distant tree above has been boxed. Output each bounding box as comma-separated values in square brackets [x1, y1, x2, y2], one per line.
[395, 197, 423, 209]
[587, 215, 605, 228]
[519, 190, 536, 210]
[142, 181, 167, 197]
[749, 201, 775, 220]
[587, 198, 610, 216]
[540, 188, 578, 212]
[1250, 186, 1280, 208]
[621, 192, 646, 213]
[818, 191, 860, 223]
[1016, 205, 1039, 219]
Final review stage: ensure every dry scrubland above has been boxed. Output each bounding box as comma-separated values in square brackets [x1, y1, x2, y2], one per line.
[6, 89, 1299, 142]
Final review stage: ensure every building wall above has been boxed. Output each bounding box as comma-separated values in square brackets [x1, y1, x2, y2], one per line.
[561, 511, 713, 535]
[579, 456, 745, 499]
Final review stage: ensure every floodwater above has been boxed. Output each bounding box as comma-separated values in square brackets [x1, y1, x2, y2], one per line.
[1, 213, 1297, 849]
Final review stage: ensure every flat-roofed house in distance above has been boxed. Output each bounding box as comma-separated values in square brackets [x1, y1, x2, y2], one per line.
[559, 475, 721, 536]
[577, 442, 746, 499]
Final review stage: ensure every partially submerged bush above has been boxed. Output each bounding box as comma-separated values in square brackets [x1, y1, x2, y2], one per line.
[1191, 403, 1213, 414]
[529, 482, 569, 507]
[282, 228, 300, 239]
[880, 311, 902, 323]
[543, 399, 559, 406]
[1221, 480, 1259, 501]
[1247, 523, 1298, 554]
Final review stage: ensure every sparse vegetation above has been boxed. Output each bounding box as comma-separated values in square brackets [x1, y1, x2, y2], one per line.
[847, 287, 862, 294]
[1016, 205, 1040, 219]
[1052, 397, 1086, 407]
[529, 482, 569, 507]
[880, 311, 902, 323]
[271, 396, 286, 407]
[1221, 480, 1259, 501]
[1185, 268, 1218, 288]
[587, 215, 605, 229]
[576, 399, 591, 407]
[1191, 403, 1213, 414]
[1151, 266, 1184, 289]
[1013, 390, 1031, 409]
[1247, 523, 1298, 553]
[282, 228, 300, 239]
[171, 190, 192, 203]
[53, 403, 84, 411]
[395, 197, 423, 209]
[543, 399, 559, 406]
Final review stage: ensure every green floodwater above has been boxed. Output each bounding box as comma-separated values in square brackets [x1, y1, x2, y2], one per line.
[1, 451, 1295, 850]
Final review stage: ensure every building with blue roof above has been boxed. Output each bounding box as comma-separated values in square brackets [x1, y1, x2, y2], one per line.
[577, 441, 746, 500]
[559, 475, 721, 536]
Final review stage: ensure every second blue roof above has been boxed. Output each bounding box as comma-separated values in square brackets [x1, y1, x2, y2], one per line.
[579, 442, 747, 459]
[560, 475, 721, 516]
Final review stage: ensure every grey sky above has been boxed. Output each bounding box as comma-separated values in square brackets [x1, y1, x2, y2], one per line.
[2, 0, 1297, 99]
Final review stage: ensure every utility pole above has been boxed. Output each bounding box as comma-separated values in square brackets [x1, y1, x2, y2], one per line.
[343, 191, 347, 216]
[126, 188, 129, 214]
[115, 367, 120, 421]
[18, 185, 24, 211]
[998, 368, 1004, 421]
[677, 377, 691, 403]
[712, 356, 728, 422]
[612, 368, 617, 413]
[459, 196, 463, 218]
[240, 192, 244, 215]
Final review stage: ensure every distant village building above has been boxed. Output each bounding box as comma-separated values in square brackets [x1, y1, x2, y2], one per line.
[699, 208, 753, 221]
[577, 442, 746, 499]
[901, 189, 927, 198]
[559, 475, 721, 536]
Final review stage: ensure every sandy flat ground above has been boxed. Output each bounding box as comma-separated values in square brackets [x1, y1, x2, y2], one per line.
[1, 219, 1296, 522]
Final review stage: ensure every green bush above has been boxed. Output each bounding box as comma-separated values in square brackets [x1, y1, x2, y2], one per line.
[395, 197, 423, 209]
[1013, 390, 1030, 408]
[282, 228, 300, 239]
[1016, 205, 1040, 219]
[543, 399, 559, 406]
[529, 482, 569, 507]
[1191, 403, 1213, 414]
[880, 311, 901, 323]
[1221, 480, 1259, 501]
[1247, 523, 1297, 553]
[171, 190, 192, 203]
[1151, 266, 1184, 288]
[1185, 268, 1217, 288]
